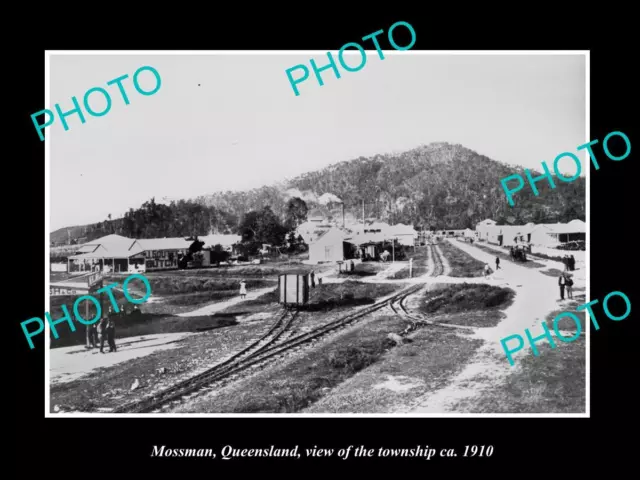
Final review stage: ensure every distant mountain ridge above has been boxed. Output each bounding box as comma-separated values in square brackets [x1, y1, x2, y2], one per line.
[51, 142, 585, 244]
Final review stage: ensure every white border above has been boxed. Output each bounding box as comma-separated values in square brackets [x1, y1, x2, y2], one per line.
[45, 50, 590, 418]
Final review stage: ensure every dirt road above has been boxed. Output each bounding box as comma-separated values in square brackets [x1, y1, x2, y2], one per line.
[397, 238, 585, 413]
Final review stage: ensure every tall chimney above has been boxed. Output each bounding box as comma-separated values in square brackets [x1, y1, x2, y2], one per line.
[342, 203, 345, 228]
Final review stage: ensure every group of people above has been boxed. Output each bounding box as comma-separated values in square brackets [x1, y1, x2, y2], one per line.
[562, 254, 576, 271]
[87, 306, 127, 353]
[558, 272, 574, 300]
[88, 305, 142, 352]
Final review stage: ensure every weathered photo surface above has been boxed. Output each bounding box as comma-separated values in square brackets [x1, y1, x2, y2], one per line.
[47, 53, 586, 415]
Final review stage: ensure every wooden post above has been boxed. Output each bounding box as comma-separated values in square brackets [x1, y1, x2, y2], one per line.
[409, 258, 413, 278]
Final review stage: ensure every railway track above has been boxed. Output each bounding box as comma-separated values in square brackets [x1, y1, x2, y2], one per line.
[112, 283, 426, 414]
[430, 243, 444, 277]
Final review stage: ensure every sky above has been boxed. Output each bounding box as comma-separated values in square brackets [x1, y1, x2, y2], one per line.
[49, 52, 586, 232]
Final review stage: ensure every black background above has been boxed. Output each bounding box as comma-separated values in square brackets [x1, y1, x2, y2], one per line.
[13, 9, 635, 475]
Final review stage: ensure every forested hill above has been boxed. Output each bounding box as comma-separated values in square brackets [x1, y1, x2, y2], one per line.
[51, 142, 585, 245]
[198, 142, 585, 229]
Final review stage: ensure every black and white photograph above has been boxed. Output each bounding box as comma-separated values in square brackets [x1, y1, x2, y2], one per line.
[46, 51, 587, 416]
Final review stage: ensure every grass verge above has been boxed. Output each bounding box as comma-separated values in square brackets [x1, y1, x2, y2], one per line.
[544, 300, 587, 334]
[419, 283, 515, 315]
[439, 241, 485, 277]
[304, 325, 483, 413]
[449, 336, 585, 413]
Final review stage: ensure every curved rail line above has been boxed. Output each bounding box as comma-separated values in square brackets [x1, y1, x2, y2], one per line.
[111, 308, 297, 414]
[389, 279, 477, 332]
[113, 283, 424, 414]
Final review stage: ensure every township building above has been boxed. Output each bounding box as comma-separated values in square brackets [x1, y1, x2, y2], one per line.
[66, 234, 146, 274]
[132, 238, 193, 271]
[474, 218, 586, 248]
[306, 221, 418, 264]
[62, 233, 240, 274]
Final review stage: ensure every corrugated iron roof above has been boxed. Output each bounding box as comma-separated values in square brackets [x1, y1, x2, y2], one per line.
[135, 238, 193, 251]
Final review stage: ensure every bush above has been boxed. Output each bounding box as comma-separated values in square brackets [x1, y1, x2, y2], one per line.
[327, 344, 382, 374]
[421, 283, 515, 314]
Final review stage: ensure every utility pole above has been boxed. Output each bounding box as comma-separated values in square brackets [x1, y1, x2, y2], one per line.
[362, 199, 365, 226]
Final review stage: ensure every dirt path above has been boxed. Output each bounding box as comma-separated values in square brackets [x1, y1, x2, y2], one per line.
[396, 238, 581, 413]
[176, 286, 275, 317]
[49, 333, 195, 385]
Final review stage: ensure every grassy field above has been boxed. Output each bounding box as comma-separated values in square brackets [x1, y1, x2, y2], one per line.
[304, 326, 483, 413]
[175, 310, 417, 413]
[544, 299, 587, 334]
[471, 242, 546, 269]
[449, 336, 586, 413]
[419, 283, 515, 320]
[438, 241, 485, 277]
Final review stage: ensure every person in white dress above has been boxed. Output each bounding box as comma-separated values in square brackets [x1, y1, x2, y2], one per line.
[239, 280, 247, 299]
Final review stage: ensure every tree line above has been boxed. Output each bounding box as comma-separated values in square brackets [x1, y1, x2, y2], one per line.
[52, 197, 311, 256]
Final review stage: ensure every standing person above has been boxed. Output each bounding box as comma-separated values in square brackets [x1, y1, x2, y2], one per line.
[350, 259, 355, 272]
[86, 323, 96, 349]
[483, 263, 491, 278]
[558, 273, 566, 300]
[106, 317, 117, 352]
[495, 256, 501, 270]
[566, 274, 574, 299]
[97, 316, 108, 353]
[239, 280, 247, 299]
[310, 270, 315, 288]
[570, 254, 576, 271]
